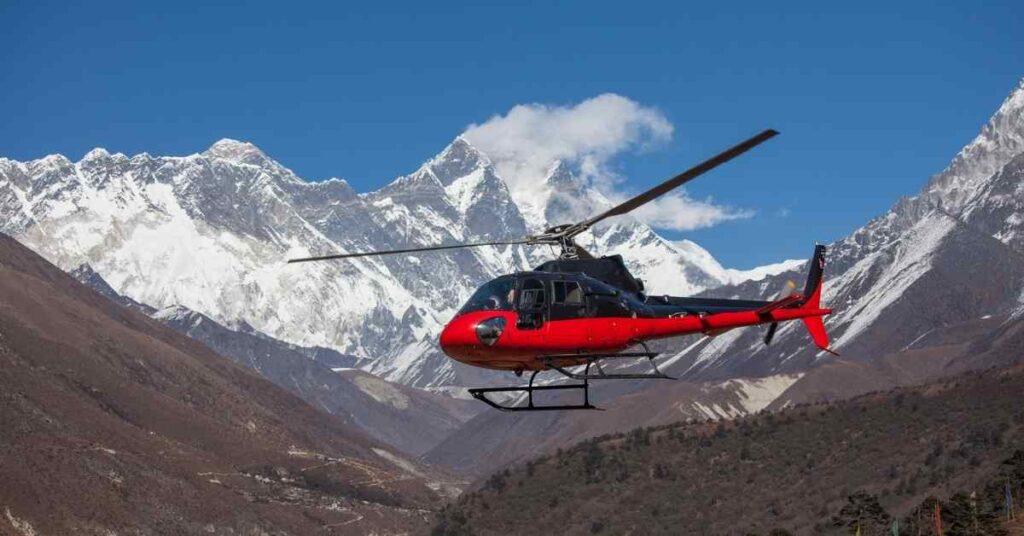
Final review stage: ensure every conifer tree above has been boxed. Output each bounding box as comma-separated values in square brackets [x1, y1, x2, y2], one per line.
[832, 492, 892, 535]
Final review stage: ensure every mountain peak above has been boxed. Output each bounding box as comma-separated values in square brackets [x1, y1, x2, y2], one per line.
[204, 138, 273, 167]
[448, 136, 487, 159]
[425, 136, 492, 186]
[153, 304, 205, 326]
[30, 153, 73, 171]
[83, 147, 111, 161]
[69, 263, 110, 292]
[544, 160, 578, 188]
[926, 78, 1024, 205]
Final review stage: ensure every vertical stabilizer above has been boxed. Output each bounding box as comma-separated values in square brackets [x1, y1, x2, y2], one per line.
[800, 244, 838, 355]
[801, 244, 826, 309]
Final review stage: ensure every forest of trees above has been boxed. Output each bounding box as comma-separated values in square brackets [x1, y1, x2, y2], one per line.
[431, 366, 1024, 535]
[826, 449, 1022, 536]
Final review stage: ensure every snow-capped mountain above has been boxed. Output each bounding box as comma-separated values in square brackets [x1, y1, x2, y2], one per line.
[660, 78, 1024, 381]
[0, 134, 796, 391]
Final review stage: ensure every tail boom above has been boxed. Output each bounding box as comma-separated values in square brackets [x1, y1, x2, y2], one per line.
[635, 245, 837, 353]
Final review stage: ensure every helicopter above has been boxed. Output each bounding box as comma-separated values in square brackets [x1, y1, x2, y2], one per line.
[289, 129, 835, 411]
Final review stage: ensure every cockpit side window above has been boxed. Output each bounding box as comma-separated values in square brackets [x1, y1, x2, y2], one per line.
[549, 280, 587, 320]
[518, 279, 547, 310]
[457, 279, 516, 316]
[552, 281, 583, 305]
[582, 280, 635, 318]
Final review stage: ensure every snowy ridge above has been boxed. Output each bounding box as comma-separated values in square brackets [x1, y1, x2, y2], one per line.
[656, 78, 1024, 381]
[926, 78, 1024, 207]
[688, 373, 803, 420]
[673, 239, 805, 286]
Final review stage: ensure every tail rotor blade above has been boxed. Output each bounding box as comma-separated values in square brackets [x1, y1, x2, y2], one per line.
[779, 279, 797, 299]
[764, 322, 779, 346]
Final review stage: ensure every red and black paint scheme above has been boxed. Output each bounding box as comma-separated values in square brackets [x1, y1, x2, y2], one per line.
[441, 246, 832, 370]
[439, 246, 832, 410]
[289, 129, 837, 411]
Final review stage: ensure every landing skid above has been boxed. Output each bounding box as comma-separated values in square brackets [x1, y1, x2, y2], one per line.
[467, 343, 673, 412]
[468, 369, 597, 412]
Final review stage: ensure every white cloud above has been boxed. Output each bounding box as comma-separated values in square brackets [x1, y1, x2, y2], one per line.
[463, 93, 671, 191]
[462, 93, 750, 231]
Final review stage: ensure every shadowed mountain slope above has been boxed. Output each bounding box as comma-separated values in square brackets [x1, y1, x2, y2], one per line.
[0, 233, 453, 535]
[149, 303, 479, 456]
[69, 261, 480, 456]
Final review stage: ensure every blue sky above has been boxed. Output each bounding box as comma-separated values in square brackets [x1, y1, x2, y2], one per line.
[1, 1, 1021, 268]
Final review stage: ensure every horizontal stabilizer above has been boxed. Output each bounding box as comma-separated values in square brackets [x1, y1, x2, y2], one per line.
[756, 294, 803, 316]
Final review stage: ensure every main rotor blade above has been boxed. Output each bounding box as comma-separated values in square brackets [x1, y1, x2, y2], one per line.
[287, 239, 531, 263]
[579, 129, 779, 230]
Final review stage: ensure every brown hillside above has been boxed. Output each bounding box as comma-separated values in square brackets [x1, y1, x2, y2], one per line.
[433, 358, 1024, 535]
[0, 234, 451, 535]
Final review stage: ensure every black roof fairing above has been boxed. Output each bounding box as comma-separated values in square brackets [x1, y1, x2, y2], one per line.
[532, 255, 644, 294]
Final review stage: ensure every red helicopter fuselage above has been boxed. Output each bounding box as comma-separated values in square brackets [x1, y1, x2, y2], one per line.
[439, 246, 833, 373]
[441, 305, 830, 372]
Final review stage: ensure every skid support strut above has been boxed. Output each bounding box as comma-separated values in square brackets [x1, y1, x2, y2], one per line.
[466, 342, 673, 411]
[468, 369, 596, 412]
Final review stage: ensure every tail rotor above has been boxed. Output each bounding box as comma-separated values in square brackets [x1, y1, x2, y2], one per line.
[761, 245, 837, 356]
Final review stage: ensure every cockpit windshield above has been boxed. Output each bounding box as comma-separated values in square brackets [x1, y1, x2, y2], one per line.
[457, 278, 517, 315]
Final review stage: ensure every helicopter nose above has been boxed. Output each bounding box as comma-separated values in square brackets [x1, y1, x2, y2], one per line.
[439, 317, 476, 359]
[440, 314, 509, 360]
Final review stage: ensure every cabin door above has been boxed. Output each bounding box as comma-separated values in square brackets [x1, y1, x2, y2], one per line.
[546, 280, 590, 348]
[515, 278, 548, 332]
